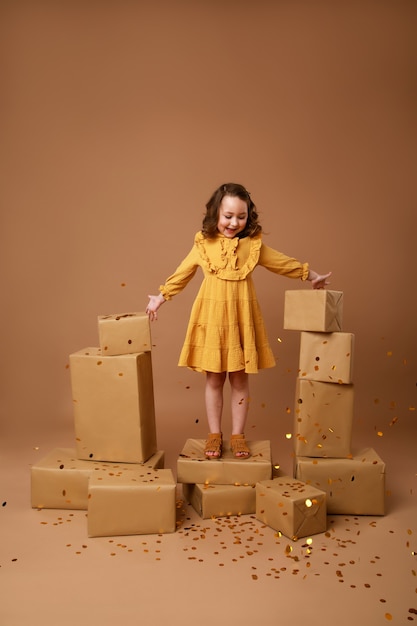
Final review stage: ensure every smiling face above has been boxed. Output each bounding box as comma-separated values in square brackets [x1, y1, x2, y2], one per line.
[217, 194, 249, 238]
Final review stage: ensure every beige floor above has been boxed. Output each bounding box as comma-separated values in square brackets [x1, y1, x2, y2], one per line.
[1, 421, 416, 626]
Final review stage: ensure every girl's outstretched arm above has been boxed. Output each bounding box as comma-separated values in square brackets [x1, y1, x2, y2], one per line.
[308, 270, 332, 289]
[146, 293, 166, 321]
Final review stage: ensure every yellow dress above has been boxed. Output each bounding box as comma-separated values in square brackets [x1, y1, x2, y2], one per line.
[159, 232, 309, 374]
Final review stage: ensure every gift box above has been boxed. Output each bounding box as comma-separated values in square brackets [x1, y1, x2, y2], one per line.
[295, 448, 386, 515]
[299, 331, 354, 384]
[98, 312, 152, 356]
[177, 439, 272, 485]
[31, 447, 165, 510]
[87, 469, 176, 537]
[284, 290, 343, 332]
[294, 378, 354, 458]
[183, 482, 256, 519]
[256, 476, 327, 540]
[70, 348, 157, 463]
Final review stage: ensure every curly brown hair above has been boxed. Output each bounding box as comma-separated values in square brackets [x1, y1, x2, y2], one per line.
[201, 182, 262, 239]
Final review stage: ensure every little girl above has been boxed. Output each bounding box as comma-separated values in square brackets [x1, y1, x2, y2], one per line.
[146, 183, 331, 460]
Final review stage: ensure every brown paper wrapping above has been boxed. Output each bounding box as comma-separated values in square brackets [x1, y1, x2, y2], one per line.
[295, 448, 385, 515]
[256, 476, 327, 540]
[299, 331, 354, 384]
[30, 447, 165, 510]
[284, 290, 343, 332]
[87, 469, 176, 537]
[177, 439, 272, 485]
[183, 483, 256, 518]
[294, 378, 354, 457]
[70, 348, 157, 463]
[98, 312, 152, 356]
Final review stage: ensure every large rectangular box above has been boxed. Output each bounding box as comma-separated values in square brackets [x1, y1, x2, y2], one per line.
[299, 331, 354, 384]
[294, 378, 354, 458]
[256, 476, 327, 540]
[70, 348, 157, 463]
[87, 469, 176, 537]
[31, 447, 165, 510]
[295, 448, 385, 515]
[183, 482, 256, 519]
[98, 312, 152, 356]
[177, 439, 272, 485]
[284, 290, 343, 332]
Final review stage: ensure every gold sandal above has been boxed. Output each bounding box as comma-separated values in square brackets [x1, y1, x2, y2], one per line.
[230, 434, 251, 458]
[204, 433, 223, 459]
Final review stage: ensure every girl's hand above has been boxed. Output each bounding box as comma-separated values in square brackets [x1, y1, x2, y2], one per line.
[309, 271, 332, 289]
[146, 293, 165, 321]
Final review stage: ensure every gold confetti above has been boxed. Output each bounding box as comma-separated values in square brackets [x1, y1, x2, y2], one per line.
[305, 499, 313, 508]
[385, 614, 392, 621]
[285, 433, 292, 439]
[377, 431, 384, 437]
[277, 337, 282, 343]
[387, 351, 393, 357]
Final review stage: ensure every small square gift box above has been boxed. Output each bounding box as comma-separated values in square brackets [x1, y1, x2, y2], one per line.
[284, 290, 343, 332]
[299, 331, 354, 384]
[98, 312, 152, 356]
[256, 476, 327, 540]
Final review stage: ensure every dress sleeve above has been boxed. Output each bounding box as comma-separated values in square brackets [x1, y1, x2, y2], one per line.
[159, 245, 200, 300]
[258, 243, 309, 281]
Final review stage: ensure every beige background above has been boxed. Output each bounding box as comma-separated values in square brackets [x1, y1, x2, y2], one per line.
[1, 0, 416, 469]
[2, 3, 417, 625]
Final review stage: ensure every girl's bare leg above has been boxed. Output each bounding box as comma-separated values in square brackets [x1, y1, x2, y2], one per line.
[229, 370, 250, 435]
[205, 371, 227, 441]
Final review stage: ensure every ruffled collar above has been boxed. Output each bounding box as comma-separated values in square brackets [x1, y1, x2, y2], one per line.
[194, 231, 262, 280]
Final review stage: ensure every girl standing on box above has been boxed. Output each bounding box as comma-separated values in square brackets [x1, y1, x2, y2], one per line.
[146, 183, 331, 460]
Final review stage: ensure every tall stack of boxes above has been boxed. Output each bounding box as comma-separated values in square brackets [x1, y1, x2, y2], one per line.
[31, 312, 177, 537]
[284, 290, 386, 516]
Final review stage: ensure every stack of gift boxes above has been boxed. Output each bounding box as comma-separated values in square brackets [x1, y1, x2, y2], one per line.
[31, 292, 385, 542]
[31, 313, 177, 537]
[179, 289, 385, 541]
[284, 290, 386, 517]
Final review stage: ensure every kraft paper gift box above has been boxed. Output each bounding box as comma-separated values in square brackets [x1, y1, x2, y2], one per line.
[70, 348, 157, 463]
[284, 290, 343, 332]
[183, 483, 256, 519]
[87, 468, 176, 537]
[299, 331, 354, 384]
[295, 448, 385, 515]
[256, 476, 327, 540]
[177, 439, 272, 485]
[31, 447, 165, 510]
[294, 378, 354, 458]
[98, 312, 152, 356]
